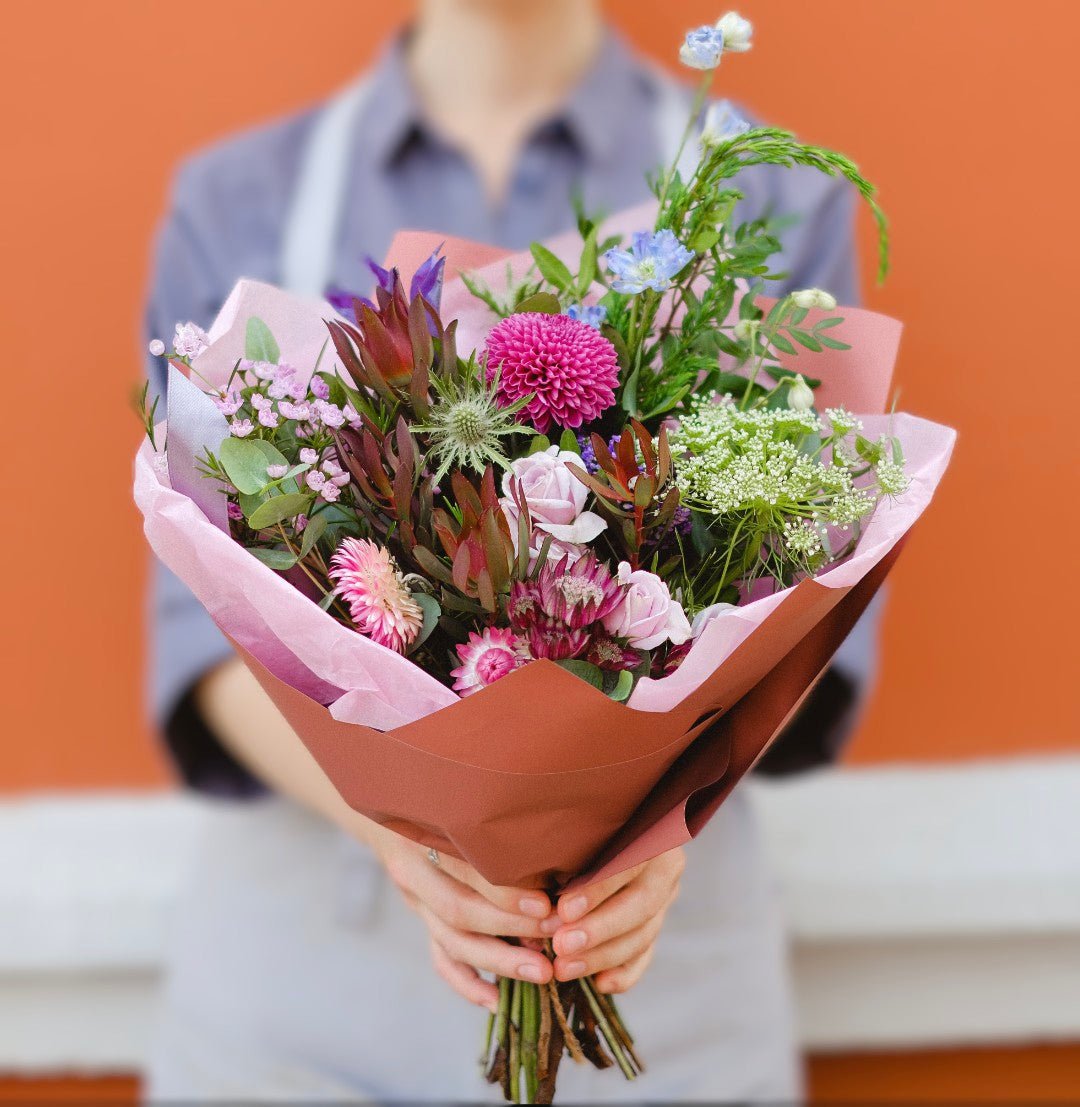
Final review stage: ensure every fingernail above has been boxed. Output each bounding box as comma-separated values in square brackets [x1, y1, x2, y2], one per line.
[540, 915, 561, 935]
[560, 960, 586, 979]
[518, 963, 544, 983]
[519, 896, 549, 919]
[560, 929, 587, 954]
[562, 895, 588, 922]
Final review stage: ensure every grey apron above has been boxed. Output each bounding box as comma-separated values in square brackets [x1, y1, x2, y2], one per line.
[145, 69, 801, 1104]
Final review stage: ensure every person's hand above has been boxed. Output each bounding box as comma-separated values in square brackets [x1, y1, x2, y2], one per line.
[371, 828, 555, 1012]
[550, 847, 685, 995]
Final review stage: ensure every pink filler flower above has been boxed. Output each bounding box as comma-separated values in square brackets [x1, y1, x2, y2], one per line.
[485, 312, 619, 435]
[329, 538, 424, 654]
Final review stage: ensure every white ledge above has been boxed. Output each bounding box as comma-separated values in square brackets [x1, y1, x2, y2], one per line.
[2, 756, 1079, 1068]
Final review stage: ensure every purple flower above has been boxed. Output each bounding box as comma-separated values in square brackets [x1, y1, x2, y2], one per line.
[227, 501, 244, 521]
[565, 303, 608, 330]
[309, 375, 330, 401]
[173, 322, 210, 359]
[257, 407, 279, 429]
[299, 447, 319, 466]
[604, 230, 695, 295]
[327, 246, 446, 320]
[229, 417, 254, 438]
[577, 435, 599, 474]
[314, 400, 346, 428]
[277, 400, 312, 422]
[213, 391, 243, 417]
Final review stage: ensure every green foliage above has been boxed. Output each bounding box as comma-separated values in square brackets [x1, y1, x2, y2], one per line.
[244, 317, 280, 363]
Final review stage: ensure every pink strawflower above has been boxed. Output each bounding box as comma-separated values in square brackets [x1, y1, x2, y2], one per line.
[329, 538, 424, 654]
[451, 627, 528, 696]
[485, 312, 619, 434]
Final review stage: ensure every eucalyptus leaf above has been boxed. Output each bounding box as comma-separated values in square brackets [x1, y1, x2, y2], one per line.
[554, 659, 605, 690]
[298, 510, 329, 558]
[250, 548, 298, 571]
[245, 317, 280, 363]
[246, 492, 312, 530]
[219, 437, 289, 495]
[408, 593, 441, 653]
[607, 669, 634, 702]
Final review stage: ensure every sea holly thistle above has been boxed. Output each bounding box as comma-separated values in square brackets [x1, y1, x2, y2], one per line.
[414, 359, 535, 485]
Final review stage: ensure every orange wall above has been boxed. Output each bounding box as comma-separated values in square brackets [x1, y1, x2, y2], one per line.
[2, 0, 1077, 791]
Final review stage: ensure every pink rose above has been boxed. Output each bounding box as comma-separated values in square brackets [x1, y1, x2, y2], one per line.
[501, 446, 606, 547]
[603, 562, 692, 651]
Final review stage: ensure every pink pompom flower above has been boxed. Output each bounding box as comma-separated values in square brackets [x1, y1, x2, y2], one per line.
[451, 627, 528, 696]
[485, 312, 619, 435]
[328, 538, 424, 654]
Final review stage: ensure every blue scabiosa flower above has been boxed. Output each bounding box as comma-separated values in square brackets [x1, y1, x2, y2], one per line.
[565, 303, 608, 330]
[604, 230, 695, 295]
[680, 25, 725, 70]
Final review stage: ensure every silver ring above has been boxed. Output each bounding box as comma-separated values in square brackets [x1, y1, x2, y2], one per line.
[426, 847, 441, 868]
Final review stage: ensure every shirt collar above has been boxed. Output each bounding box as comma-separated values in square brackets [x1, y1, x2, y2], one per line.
[357, 28, 649, 169]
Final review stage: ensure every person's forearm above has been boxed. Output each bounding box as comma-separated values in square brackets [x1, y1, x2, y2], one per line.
[193, 657, 387, 851]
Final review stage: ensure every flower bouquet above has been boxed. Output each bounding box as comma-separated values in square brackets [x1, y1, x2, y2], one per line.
[136, 14, 954, 1103]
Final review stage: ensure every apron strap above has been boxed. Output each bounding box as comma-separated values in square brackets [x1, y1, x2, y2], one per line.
[280, 75, 373, 297]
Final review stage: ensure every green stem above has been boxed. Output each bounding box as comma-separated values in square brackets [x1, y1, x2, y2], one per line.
[657, 71, 714, 217]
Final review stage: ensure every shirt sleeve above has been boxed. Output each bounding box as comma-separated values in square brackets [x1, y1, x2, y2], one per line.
[144, 177, 266, 798]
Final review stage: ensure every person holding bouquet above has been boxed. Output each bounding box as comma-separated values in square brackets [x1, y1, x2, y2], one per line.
[144, 0, 876, 1099]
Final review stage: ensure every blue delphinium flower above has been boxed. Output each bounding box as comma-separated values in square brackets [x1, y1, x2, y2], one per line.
[565, 303, 608, 330]
[679, 25, 725, 70]
[604, 230, 695, 295]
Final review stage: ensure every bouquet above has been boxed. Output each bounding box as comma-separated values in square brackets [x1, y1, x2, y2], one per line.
[136, 15, 954, 1103]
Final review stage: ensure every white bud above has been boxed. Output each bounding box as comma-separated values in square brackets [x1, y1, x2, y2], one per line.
[715, 12, 753, 53]
[733, 319, 758, 341]
[791, 287, 838, 311]
[148, 338, 166, 357]
[787, 374, 815, 411]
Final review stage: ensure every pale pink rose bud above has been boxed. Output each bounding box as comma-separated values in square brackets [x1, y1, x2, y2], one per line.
[602, 563, 693, 651]
[500, 446, 606, 547]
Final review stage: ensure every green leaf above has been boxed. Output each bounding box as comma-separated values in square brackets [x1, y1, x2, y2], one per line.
[298, 510, 329, 557]
[408, 593, 441, 653]
[770, 332, 797, 356]
[790, 329, 823, 352]
[526, 435, 552, 455]
[245, 317, 280, 363]
[513, 292, 562, 315]
[218, 437, 289, 495]
[558, 428, 580, 453]
[577, 230, 598, 296]
[246, 492, 312, 530]
[607, 669, 634, 702]
[689, 227, 720, 253]
[554, 659, 605, 690]
[818, 334, 852, 351]
[530, 243, 574, 292]
[250, 548, 298, 571]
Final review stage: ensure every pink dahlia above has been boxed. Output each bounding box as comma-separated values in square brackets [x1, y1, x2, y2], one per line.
[328, 538, 424, 654]
[485, 312, 620, 435]
[451, 627, 528, 696]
